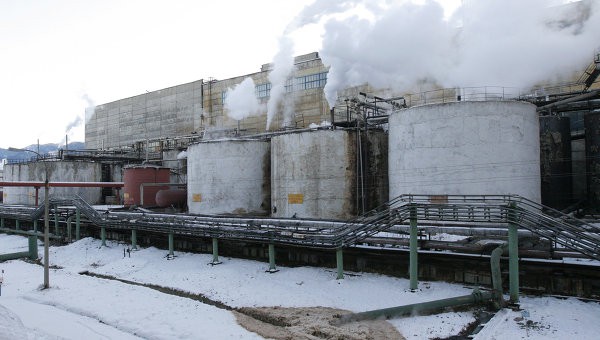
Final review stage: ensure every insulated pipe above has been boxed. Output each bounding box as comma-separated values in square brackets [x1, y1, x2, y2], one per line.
[168, 232, 174, 257]
[15, 219, 20, 231]
[33, 220, 38, 233]
[0, 236, 38, 262]
[490, 244, 508, 308]
[336, 289, 493, 324]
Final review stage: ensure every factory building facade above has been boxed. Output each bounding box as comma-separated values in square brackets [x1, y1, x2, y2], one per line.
[85, 52, 338, 150]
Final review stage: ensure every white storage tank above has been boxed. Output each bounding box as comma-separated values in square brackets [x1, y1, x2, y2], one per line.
[187, 139, 270, 215]
[271, 129, 388, 220]
[388, 101, 541, 202]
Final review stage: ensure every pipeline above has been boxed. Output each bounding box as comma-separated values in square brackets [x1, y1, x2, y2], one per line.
[336, 243, 508, 324]
[0, 235, 38, 262]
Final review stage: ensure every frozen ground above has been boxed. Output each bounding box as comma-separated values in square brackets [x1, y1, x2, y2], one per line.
[0, 233, 598, 339]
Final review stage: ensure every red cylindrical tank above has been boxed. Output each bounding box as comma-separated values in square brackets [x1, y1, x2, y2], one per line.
[156, 189, 187, 208]
[123, 165, 170, 207]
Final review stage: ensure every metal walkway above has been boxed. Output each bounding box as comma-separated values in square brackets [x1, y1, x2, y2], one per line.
[1, 194, 599, 260]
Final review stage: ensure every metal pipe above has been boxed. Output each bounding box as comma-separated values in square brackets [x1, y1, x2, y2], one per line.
[267, 243, 277, 272]
[0, 181, 124, 188]
[168, 232, 174, 257]
[75, 208, 81, 240]
[490, 244, 507, 308]
[131, 229, 137, 250]
[508, 203, 520, 303]
[139, 182, 186, 206]
[336, 289, 493, 324]
[101, 226, 107, 247]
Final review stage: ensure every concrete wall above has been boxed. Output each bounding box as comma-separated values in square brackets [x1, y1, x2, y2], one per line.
[187, 139, 270, 215]
[389, 101, 541, 202]
[86, 80, 203, 149]
[3, 161, 103, 205]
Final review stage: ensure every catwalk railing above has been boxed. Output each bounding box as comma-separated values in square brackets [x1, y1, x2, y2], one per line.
[0, 194, 599, 260]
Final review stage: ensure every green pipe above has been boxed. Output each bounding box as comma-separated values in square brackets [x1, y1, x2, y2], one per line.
[168, 232, 174, 257]
[28, 235, 38, 260]
[131, 229, 137, 250]
[34, 220, 38, 233]
[211, 238, 221, 265]
[267, 243, 277, 272]
[15, 220, 20, 231]
[101, 226, 107, 247]
[490, 244, 507, 308]
[508, 203, 519, 303]
[0, 236, 39, 262]
[336, 248, 344, 280]
[75, 208, 81, 240]
[337, 289, 493, 324]
[0, 218, 4, 228]
[409, 205, 418, 291]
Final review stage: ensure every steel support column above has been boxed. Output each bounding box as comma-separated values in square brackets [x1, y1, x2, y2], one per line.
[131, 229, 137, 250]
[267, 243, 277, 273]
[75, 208, 81, 240]
[336, 248, 344, 280]
[15, 219, 20, 231]
[211, 238, 221, 265]
[33, 220, 38, 233]
[409, 205, 418, 291]
[28, 235, 38, 260]
[101, 226, 107, 247]
[508, 203, 519, 303]
[168, 232, 174, 257]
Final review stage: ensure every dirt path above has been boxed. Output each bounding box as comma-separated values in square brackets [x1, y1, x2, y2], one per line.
[235, 306, 405, 340]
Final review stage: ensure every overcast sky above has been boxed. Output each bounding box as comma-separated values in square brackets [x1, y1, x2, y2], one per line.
[1, 0, 592, 149]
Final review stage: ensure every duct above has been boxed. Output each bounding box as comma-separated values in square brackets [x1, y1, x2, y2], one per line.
[537, 90, 600, 113]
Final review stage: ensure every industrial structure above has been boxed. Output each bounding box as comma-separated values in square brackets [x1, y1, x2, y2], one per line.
[1, 50, 600, 306]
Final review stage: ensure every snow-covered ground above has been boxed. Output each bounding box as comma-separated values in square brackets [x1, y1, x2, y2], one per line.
[0, 233, 598, 339]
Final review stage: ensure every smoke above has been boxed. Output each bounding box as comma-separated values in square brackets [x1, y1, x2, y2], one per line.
[266, 36, 296, 130]
[284, 0, 600, 107]
[224, 77, 264, 120]
[65, 116, 82, 133]
[81, 93, 96, 124]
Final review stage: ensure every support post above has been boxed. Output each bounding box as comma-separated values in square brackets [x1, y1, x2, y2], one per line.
[131, 229, 138, 250]
[168, 232, 174, 258]
[28, 235, 38, 260]
[54, 208, 59, 236]
[101, 227, 107, 247]
[508, 202, 519, 303]
[336, 248, 344, 280]
[66, 216, 73, 242]
[266, 243, 278, 273]
[210, 238, 221, 265]
[75, 208, 81, 240]
[15, 219, 20, 231]
[0, 218, 3, 228]
[409, 205, 419, 291]
[33, 220, 38, 233]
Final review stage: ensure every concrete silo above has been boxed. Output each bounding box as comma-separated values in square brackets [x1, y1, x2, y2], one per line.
[388, 101, 541, 202]
[271, 129, 388, 220]
[187, 139, 270, 215]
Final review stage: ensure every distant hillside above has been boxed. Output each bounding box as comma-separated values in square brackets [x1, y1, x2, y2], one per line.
[0, 142, 85, 162]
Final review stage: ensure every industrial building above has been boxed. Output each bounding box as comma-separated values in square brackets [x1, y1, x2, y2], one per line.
[1, 50, 600, 304]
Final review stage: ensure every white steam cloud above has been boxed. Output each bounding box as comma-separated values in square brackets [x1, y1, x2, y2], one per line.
[266, 36, 295, 130]
[224, 77, 263, 120]
[312, 0, 600, 106]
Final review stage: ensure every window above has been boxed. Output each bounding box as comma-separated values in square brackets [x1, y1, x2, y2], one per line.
[295, 72, 327, 91]
[221, 90, 228, 104]
[256, 83, 271, 98]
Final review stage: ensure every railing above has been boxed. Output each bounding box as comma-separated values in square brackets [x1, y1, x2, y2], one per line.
[1, 194, 599, 260]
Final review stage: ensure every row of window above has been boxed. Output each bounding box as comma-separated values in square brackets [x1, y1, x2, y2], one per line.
[222, 72, 328, 102]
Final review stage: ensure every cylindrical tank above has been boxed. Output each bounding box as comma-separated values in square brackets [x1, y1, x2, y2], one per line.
[271, 129, 388, 220]
[187, 139, 270, 215]
[123, 165, 170, 207]
[585, 112, 600, 212]
[539, 116, 572, 210]
[389, 101, 541, 202]
[156, 189, 187, 208]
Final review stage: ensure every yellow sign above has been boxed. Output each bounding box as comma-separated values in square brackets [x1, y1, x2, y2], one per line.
[288, 193, 304, 204]
[124, 192, 130, 200]
[192, 193, 202, 202]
